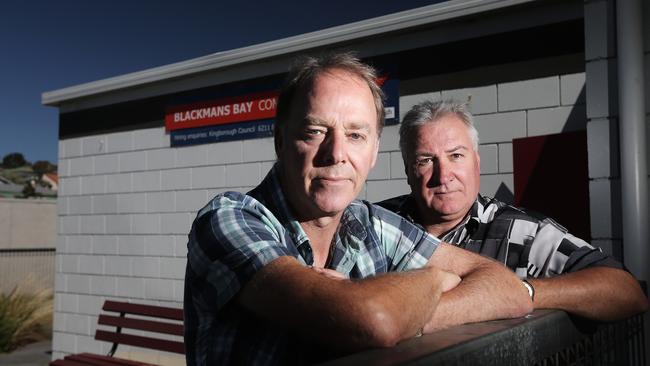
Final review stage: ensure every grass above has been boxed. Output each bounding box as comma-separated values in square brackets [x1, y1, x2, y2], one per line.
[0, 283, 53, 353]
[0, 166, 35, 185]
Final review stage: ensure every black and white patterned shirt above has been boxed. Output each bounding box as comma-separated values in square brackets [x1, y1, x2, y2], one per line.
[377, 194, 623, 279]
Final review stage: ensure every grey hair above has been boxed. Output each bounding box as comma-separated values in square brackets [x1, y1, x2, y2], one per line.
[399, 99, 479, 163]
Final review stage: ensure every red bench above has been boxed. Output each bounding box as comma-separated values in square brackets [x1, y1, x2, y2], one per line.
[50, 300, 184, 366]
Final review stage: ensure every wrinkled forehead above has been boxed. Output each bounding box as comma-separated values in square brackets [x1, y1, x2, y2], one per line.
[291, 70, 379, 126]
[411, 116, 475, 152]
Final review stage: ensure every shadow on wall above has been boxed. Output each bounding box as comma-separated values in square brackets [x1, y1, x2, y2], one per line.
[495, 86, 589, 235]
[494, 183, 514, 204]
[561, 87, 587, 132]
[513, 99, 591, 241]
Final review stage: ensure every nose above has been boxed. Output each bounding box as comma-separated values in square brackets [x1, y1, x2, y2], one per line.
[432, 160, 454, 186]
[320, 131, 346, 165]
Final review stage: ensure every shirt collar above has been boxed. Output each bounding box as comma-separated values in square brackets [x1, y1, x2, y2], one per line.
[248, 163, 309, 247]
[248, 163, 368, 265]
[443, 197, 482, 240]
[395, 194, 421, 224]
[400, 194, 482, 240]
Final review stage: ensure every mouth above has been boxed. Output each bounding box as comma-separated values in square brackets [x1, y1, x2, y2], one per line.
[313, 176, 350, 185]
[316, 176, 347, 181]
[434, 190, 457, 196]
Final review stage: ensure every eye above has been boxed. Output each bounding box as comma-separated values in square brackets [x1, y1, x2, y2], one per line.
[451, 153, 464, 160]
[303, 128, 326, 139]
[415, 157, 433, 166]
[348, 132, 366, 141]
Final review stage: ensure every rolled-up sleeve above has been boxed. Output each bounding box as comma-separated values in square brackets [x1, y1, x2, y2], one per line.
[528, 218, 623, 277]
[186, 192, 293, 311]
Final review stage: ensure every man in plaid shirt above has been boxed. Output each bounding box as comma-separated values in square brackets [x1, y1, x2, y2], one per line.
[184, 54, 534, 365]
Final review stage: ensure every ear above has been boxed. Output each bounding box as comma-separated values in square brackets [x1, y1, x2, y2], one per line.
[274, 124, 284, 157]
[370, 137, 380, 169]
[399, 153, 410, 186]
[405, 165, 412, 186]
[475, 150, 481, 174]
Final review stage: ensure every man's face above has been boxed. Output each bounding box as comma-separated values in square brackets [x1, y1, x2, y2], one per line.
[277, 69, 379, 220]
[405, 114, 481, 225]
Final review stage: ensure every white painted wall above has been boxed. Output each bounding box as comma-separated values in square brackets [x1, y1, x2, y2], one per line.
[52, 60, 588, 361]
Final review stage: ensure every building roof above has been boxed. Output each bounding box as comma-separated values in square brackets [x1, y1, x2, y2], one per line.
[43, 172, 58, 185]
[42, 0, 533, 108]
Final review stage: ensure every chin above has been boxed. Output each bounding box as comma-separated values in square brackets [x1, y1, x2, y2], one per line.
[313, 196, 354, 215]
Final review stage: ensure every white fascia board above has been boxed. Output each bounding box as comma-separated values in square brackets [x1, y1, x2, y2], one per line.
[42, 0, 534, 106]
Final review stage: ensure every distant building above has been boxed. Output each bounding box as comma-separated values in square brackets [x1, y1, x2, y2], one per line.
[41, 172, 58, 191]
[0, 176, 24, 198]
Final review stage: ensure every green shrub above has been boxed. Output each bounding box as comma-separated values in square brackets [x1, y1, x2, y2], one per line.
[0, 284, 52, 353]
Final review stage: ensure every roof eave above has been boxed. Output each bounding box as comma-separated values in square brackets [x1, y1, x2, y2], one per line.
[41, 0, 534, 106]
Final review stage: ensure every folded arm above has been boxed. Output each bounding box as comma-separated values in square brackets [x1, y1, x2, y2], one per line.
[238, 256, 460, 351]
[529, 266, 648, 321]
[423, 243, 533, 332]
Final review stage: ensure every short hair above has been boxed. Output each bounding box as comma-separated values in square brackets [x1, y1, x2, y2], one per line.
[399, 99, 479, 163]
[274, 52, 385, 152]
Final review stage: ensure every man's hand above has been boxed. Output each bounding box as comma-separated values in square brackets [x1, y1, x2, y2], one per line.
[424, 243, 533, 332]
[437, 269, 462, 293]
[309, 266, 348, 280]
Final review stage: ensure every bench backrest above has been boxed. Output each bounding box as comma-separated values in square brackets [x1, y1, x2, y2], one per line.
[95, 300, 185, 355]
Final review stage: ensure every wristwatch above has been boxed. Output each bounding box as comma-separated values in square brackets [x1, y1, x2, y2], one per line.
[522, 279, 535, 301]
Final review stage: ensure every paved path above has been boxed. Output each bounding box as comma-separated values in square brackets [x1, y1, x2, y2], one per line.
[0, 340, 52, 366]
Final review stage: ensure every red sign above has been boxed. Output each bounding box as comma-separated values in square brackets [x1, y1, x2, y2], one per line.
[165, 91, 279, 131]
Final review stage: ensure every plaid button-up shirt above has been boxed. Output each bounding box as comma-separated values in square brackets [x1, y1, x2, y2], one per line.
[184, 164, 440, 365]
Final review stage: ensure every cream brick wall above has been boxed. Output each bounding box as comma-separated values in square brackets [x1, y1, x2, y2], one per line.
[53, 59, 589, 360]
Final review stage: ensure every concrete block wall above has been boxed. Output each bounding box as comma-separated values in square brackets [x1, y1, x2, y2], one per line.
[581, 0, 649, 264]
[583, 0, 622, 259]
[389, 69, 586, 205]
[54, 60, 587, 361]
[0, 199, 57, 293]
[0, 198, 57, 248]
[55, 128, 268, 363]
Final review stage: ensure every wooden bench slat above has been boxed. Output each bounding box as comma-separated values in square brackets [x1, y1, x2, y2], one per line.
[102, 301, 183, 321]
[98, 314, 184, 336]
[95, 330, 185, 355]
[50, 359, 92, 366]
[65, 355, 113, 366]
[64, 354, 125, 366]
[51, 301, 185, 366]
[71, 353, 156, 366]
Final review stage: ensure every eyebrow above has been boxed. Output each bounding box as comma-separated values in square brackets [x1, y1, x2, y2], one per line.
[304, 116, 371, 131]
[445, 145, 469, 153]
[304, 116, 329, 127]
[414, 145, 469, 158]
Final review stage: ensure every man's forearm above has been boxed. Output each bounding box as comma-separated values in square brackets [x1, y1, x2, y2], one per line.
[424, 243, 532, 332]
[239, 256, 458, 351]
[529, 267, 649, 321]
[424, 260, 532, 332]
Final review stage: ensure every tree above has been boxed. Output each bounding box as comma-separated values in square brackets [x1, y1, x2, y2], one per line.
[2, 153, 28, 169]
[32, 160, 57, 176]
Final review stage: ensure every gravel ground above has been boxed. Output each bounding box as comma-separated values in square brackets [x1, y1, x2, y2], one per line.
[0, 340, 52, 366]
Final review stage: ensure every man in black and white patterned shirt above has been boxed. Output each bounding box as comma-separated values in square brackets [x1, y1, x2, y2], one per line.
[378, 99, 647, 328]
